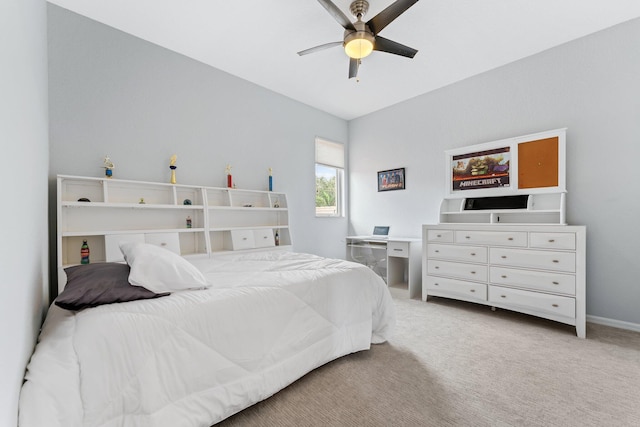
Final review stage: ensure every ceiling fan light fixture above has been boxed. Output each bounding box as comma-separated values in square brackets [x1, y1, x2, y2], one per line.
[344, 32, 374, 59]
[300, 0, 419, 78]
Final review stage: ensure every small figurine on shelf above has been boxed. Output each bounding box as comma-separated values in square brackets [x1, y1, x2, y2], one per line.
[80, 240, 90, 264]
[226, 164, 233, 188]
[186, 216, 192, 228]
[169, 154, 177, 184]
[273, 197, 280, 208]
[139, 198, 146, 204]
[103, 155, 115, 178]
[268, 167, 273, 191]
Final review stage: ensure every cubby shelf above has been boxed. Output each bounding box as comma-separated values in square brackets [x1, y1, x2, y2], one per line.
[207, 225, 289, 232]
[62, 202, 206, 210]
[57, 175, 292, 292]
[61, 228, 206, 237]
[439, 192, 566, 225]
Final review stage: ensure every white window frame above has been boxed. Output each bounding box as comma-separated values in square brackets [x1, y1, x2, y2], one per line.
[315, 138, 345, 218]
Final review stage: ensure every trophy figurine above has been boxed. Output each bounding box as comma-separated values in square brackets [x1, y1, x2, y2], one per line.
[103, 156, 115, 178]
[169, 154, 177, 184]
[226, 164, 233, 188]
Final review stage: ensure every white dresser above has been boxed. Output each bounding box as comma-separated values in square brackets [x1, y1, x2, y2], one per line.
[422, 224, 586, 338]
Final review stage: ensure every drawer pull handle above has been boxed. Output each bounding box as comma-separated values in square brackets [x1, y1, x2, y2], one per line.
[435, 266, 439, 269]
[394, 248, 402, 251]
[500, 295, 507, 298]
[470, 253, 476, 256]
[242, 237, 248, 240]
[552, 281, 559, 285]
[160, 242, 167, 246]
[552, 304, 559, 308]
[508, 237, 514, 241]
[552, 260, 559, 263]
[465, 236, 471, 239]
[501, 255, 507, 259]
[263, 236, 268, 239]
[434, 283, 439, 286]
[436, 234, 442, 238]
[470, 271, 476, 274]
[548, 239, 555, 243]
[501, 275, 507, 278]
[470, 289, 476, 293]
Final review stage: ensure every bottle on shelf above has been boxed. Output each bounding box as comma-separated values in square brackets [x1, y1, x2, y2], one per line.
[186, 216, 192, 228]
[274, 230, 280, 246]
[80, 240, 90, 264]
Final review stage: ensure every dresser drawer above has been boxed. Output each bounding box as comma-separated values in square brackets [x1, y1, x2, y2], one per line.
[253, 229, 275, 248]
[428, 244, 487, 263]
[530, 232, 576, 250]
[427, 229, 453, 243]
[230, 229, 256, 250]
[425, 276, 487, 302]
[454, 230, 527, 247]
[490, 266, 576, 295]
[490, 248, 576, 273]
[387, 241, 409, 258]
[428, 260, 487, 282]
[489, 285, 575, 318]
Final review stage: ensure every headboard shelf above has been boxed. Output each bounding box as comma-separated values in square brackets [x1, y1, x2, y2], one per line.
[61, 201, 206, 210]
[57, 175, 292, 292]
[208, 225, 290, 232]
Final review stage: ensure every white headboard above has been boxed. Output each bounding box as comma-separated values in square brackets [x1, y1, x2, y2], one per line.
[57, 175, 292, 292]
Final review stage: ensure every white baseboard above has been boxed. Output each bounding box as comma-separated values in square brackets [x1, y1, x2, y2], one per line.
[587, 315, 640, 333]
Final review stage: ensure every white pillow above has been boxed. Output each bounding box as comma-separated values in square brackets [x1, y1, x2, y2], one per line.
[119, 241, 208, 293]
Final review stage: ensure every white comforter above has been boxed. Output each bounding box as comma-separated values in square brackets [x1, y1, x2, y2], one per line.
[19, 251, 395, 427]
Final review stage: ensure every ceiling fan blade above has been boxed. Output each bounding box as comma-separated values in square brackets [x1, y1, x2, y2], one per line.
[297, 41, 343, 56]
[348, 58, 359, 79]
[366, 0, 419, 34]
[374, 36, 418, 58]
[317, 0, 356, 31]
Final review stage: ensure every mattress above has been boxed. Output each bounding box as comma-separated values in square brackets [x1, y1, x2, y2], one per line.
[19, 251, 395, 426]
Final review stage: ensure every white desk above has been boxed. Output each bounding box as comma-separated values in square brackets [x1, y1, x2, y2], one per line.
[346, 236, 422, 299]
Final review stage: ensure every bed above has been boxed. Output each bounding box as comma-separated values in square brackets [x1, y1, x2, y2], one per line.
[19, 248, 395, 427]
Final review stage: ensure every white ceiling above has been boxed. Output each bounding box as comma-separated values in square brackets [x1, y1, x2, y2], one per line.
[48, 0, 640, 120]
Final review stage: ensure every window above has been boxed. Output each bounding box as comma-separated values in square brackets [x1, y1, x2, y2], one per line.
[315, 138, 344, 217]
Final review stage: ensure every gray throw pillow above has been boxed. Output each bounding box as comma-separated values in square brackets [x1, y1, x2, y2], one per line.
[55, 263, 169, 311]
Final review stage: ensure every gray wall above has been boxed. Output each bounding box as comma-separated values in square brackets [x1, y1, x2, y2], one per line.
[349, 18, 640, 326]
[47, 5, 349, 280]
[0, 0, 50, 424]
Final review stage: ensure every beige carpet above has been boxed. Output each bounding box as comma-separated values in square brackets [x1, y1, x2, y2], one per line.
[218, 287, 640, 426]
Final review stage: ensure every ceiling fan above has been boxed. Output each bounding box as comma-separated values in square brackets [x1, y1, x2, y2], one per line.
[298, 0, 420, 79]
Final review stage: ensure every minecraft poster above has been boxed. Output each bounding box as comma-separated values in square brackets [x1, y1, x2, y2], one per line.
[452, 147, 510, 191]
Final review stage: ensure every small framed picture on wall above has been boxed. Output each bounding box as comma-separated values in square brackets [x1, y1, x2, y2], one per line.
[378, 168, 405, 192]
